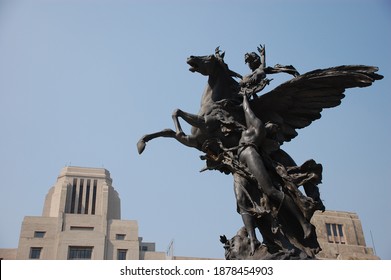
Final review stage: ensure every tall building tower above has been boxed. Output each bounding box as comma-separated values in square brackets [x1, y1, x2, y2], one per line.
[16, 166, 140, 260]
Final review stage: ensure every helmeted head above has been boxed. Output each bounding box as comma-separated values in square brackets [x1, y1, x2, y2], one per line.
[244, 52, 261, 70]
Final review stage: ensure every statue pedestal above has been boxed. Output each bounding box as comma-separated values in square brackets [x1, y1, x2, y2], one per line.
[221, 226, 320, 260]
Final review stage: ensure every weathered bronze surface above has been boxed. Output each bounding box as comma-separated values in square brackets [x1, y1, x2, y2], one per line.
[137, 46, 383, 259]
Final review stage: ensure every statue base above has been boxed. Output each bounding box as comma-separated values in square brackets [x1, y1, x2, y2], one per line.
[220, 227, 319, 260]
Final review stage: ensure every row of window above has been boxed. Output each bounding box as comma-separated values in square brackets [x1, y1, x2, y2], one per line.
[33, 231, 127, 238]
[68, 178, 98, 215]
[30, 231, 130, 259]
[29, 247, 129, 260]
[29, 224, 346, 259]
[326, 223, 346, 244]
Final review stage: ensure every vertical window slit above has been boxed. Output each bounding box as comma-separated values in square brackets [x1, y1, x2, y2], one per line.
[77, 179, 84, 214]
[70, 178, 77, 213]
[85, 179, 91, 214]
[91, 179, 97, 215]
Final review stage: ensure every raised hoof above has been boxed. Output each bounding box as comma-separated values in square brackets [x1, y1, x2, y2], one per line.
[137, 139, 146, 154]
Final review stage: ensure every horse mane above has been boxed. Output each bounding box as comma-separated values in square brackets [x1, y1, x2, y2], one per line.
[215, 47, 243, 80]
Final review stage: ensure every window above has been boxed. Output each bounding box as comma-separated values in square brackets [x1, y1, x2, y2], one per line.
[68, 246, 93, 260]
[70, 226, 94, 231]
[70, 178, 77, 213]
[91, 180, 97, 215]
[140, 246, 148, 251]
[77, 179, 84, 214]
[326, 223, 346, 244]
[85, 179, 91, 214]
[34, 231, 45, 238]
[117, 249, 127, 260]
[116, 234, 126, 240]
[30, 247, 42, 259]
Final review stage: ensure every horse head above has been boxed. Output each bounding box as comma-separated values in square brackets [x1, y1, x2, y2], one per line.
[187, 54, 220, 76]
[187, 47, 242, 79]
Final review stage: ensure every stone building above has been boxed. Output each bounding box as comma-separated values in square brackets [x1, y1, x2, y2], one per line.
[312, 210, 378, 260]
[0, 166, 379, 260]
[0, 166, 167, 260]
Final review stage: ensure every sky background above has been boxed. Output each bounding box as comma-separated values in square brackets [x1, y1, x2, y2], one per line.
[0, 0, 390, 260]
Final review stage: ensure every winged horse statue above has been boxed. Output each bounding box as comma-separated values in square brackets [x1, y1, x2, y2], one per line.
[137, 46, 383, 259]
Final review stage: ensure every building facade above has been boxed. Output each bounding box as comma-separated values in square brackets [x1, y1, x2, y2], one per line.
[312, 210, 378, 260]
[0, 166, 379, 260]
[8, 166, 165, 260]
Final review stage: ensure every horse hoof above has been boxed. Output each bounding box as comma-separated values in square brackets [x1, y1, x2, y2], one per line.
[137, 140, 146, 154]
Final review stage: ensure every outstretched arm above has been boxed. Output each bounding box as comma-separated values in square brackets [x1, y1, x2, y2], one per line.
[257, 44, 266, 69]
[243, 94, 263, 129]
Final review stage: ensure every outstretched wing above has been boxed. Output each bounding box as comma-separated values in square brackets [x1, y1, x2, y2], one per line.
[250, 65, 383, 143]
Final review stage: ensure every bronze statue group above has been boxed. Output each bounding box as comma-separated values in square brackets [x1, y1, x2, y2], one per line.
[137, 45, 382, 259]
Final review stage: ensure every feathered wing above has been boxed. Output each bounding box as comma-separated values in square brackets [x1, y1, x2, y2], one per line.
[249, 65, 383, 144]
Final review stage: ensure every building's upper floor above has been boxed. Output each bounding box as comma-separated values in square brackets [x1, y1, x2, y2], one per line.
[42, 166, 120, 219]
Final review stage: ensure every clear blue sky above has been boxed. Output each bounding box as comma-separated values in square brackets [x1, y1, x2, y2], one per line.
[0, 0, 390, 259]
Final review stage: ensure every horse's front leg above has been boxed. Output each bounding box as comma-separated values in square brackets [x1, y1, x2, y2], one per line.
[137, 129, 176, 154]
[172, 109, 206, 135]
[137, 128, 201, 154]
[137, 109, 206, 155]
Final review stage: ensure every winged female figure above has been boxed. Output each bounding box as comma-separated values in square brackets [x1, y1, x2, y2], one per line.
[137, 45, 383, 259]
[216, 47, 383, 259]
